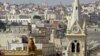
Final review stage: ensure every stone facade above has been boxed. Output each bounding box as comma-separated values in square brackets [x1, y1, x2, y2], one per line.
[66, 0, 87, 56]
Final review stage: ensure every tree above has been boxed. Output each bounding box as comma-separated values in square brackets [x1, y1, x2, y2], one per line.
[0, 20, 6, 31]
[56, 23, 67, 38]
[33, 15, 42, 20]
[11, 22, 19, 26]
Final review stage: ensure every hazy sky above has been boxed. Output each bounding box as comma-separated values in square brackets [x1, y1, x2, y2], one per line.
[0, 0, 98, 5]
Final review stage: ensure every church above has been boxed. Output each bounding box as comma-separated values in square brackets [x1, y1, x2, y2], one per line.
[66, 0, 87, 56]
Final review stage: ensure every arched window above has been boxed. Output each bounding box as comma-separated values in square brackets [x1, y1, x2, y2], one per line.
[71, 40, 80, 53]
[77, 43, 80, 52]
[71, 43, 75, 52]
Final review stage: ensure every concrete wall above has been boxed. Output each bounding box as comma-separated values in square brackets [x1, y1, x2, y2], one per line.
[0, 50, 30, 56]
[0, 33, 27, 50]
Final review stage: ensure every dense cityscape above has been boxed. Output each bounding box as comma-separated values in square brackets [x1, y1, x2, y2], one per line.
[0, 0, 100, 56]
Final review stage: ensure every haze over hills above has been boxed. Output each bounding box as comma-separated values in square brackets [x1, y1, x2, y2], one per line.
[0, 0, 98, 5]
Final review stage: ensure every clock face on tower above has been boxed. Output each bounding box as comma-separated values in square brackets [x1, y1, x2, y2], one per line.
[72, 25, 79, 33]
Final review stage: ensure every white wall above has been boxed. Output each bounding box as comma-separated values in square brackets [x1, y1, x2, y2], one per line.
[9, 43, 27, 50]
[0, 33, 26, 50]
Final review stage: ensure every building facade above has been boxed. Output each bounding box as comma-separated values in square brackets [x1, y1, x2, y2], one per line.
[66, 0, 87, 56]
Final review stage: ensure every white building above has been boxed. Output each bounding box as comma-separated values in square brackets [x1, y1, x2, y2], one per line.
[82, 4, 95, 14]
[0, 14, 34, 25]
[8, 43, 27, 50]
[0, 33, 27, 50]
[44, 9, 56, 20]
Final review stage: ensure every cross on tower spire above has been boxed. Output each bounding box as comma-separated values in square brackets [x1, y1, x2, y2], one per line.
[69, 0, 83, 30]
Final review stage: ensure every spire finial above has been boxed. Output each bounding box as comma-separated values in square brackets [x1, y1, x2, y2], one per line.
[69, 0, 82, 29]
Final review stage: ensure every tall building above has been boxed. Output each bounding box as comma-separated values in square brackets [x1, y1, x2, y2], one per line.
[66, 0, 87, 56]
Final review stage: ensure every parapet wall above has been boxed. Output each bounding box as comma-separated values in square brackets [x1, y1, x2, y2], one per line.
[0, 50, 29, 55]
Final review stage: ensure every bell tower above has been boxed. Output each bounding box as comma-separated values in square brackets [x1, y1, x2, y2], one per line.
[66, 0, 87, 56]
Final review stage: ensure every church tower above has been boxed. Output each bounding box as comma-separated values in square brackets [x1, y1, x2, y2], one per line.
[66, 0, 87, 56]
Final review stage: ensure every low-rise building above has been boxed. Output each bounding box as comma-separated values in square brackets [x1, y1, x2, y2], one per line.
[0, 14, 34, 25]
[0, 32, 27, 50]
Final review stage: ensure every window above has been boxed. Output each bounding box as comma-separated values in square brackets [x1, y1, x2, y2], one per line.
[74, 40, 77, 42]
[76, 7, 78, 10]
[64, 46, 67, 50]
[71, 40, 80, 53]
[71, 43, 75, 52]
[77, 43, 80, 52]
[63, 53, 65, 55]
